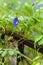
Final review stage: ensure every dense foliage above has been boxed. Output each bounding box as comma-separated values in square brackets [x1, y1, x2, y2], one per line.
[0, 0, 43, 65]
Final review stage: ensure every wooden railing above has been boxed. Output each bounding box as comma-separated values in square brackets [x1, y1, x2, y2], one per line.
[2, 32, 43, 65]
[11, 32, 43, 65]
[12, 33, 43, 54]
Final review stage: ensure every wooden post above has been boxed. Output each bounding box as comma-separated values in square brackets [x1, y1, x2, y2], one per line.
[17, 42, 24, 65]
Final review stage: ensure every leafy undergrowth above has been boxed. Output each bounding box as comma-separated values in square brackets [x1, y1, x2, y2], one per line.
[0, 0, 43, 65]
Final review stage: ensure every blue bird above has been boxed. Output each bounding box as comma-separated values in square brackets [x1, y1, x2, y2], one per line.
[13, 18, 19, 26]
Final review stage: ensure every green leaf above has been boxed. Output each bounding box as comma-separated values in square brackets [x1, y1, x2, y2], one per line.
[1, 51, 7, 57]
[14, 50, 20, 54]
[34, 34, 43, 43]
[8, 49, 14, 56]
[33, 56, 41, 61]
[2, 40, 5, 45]
[0, 51, 3, 54]
[32, 61, 40, 65]
[38, 38, 43, 45]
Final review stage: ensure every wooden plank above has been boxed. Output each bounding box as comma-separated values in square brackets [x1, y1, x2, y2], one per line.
[12, 33, 43, 54]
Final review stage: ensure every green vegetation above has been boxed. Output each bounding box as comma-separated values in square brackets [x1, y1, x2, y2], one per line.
[0, 0, 43, 65]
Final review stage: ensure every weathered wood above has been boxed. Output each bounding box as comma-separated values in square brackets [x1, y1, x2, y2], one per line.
[12, 32, 43, 54]
[1, 32, 43, 65]
[17, 43, 24, 65]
